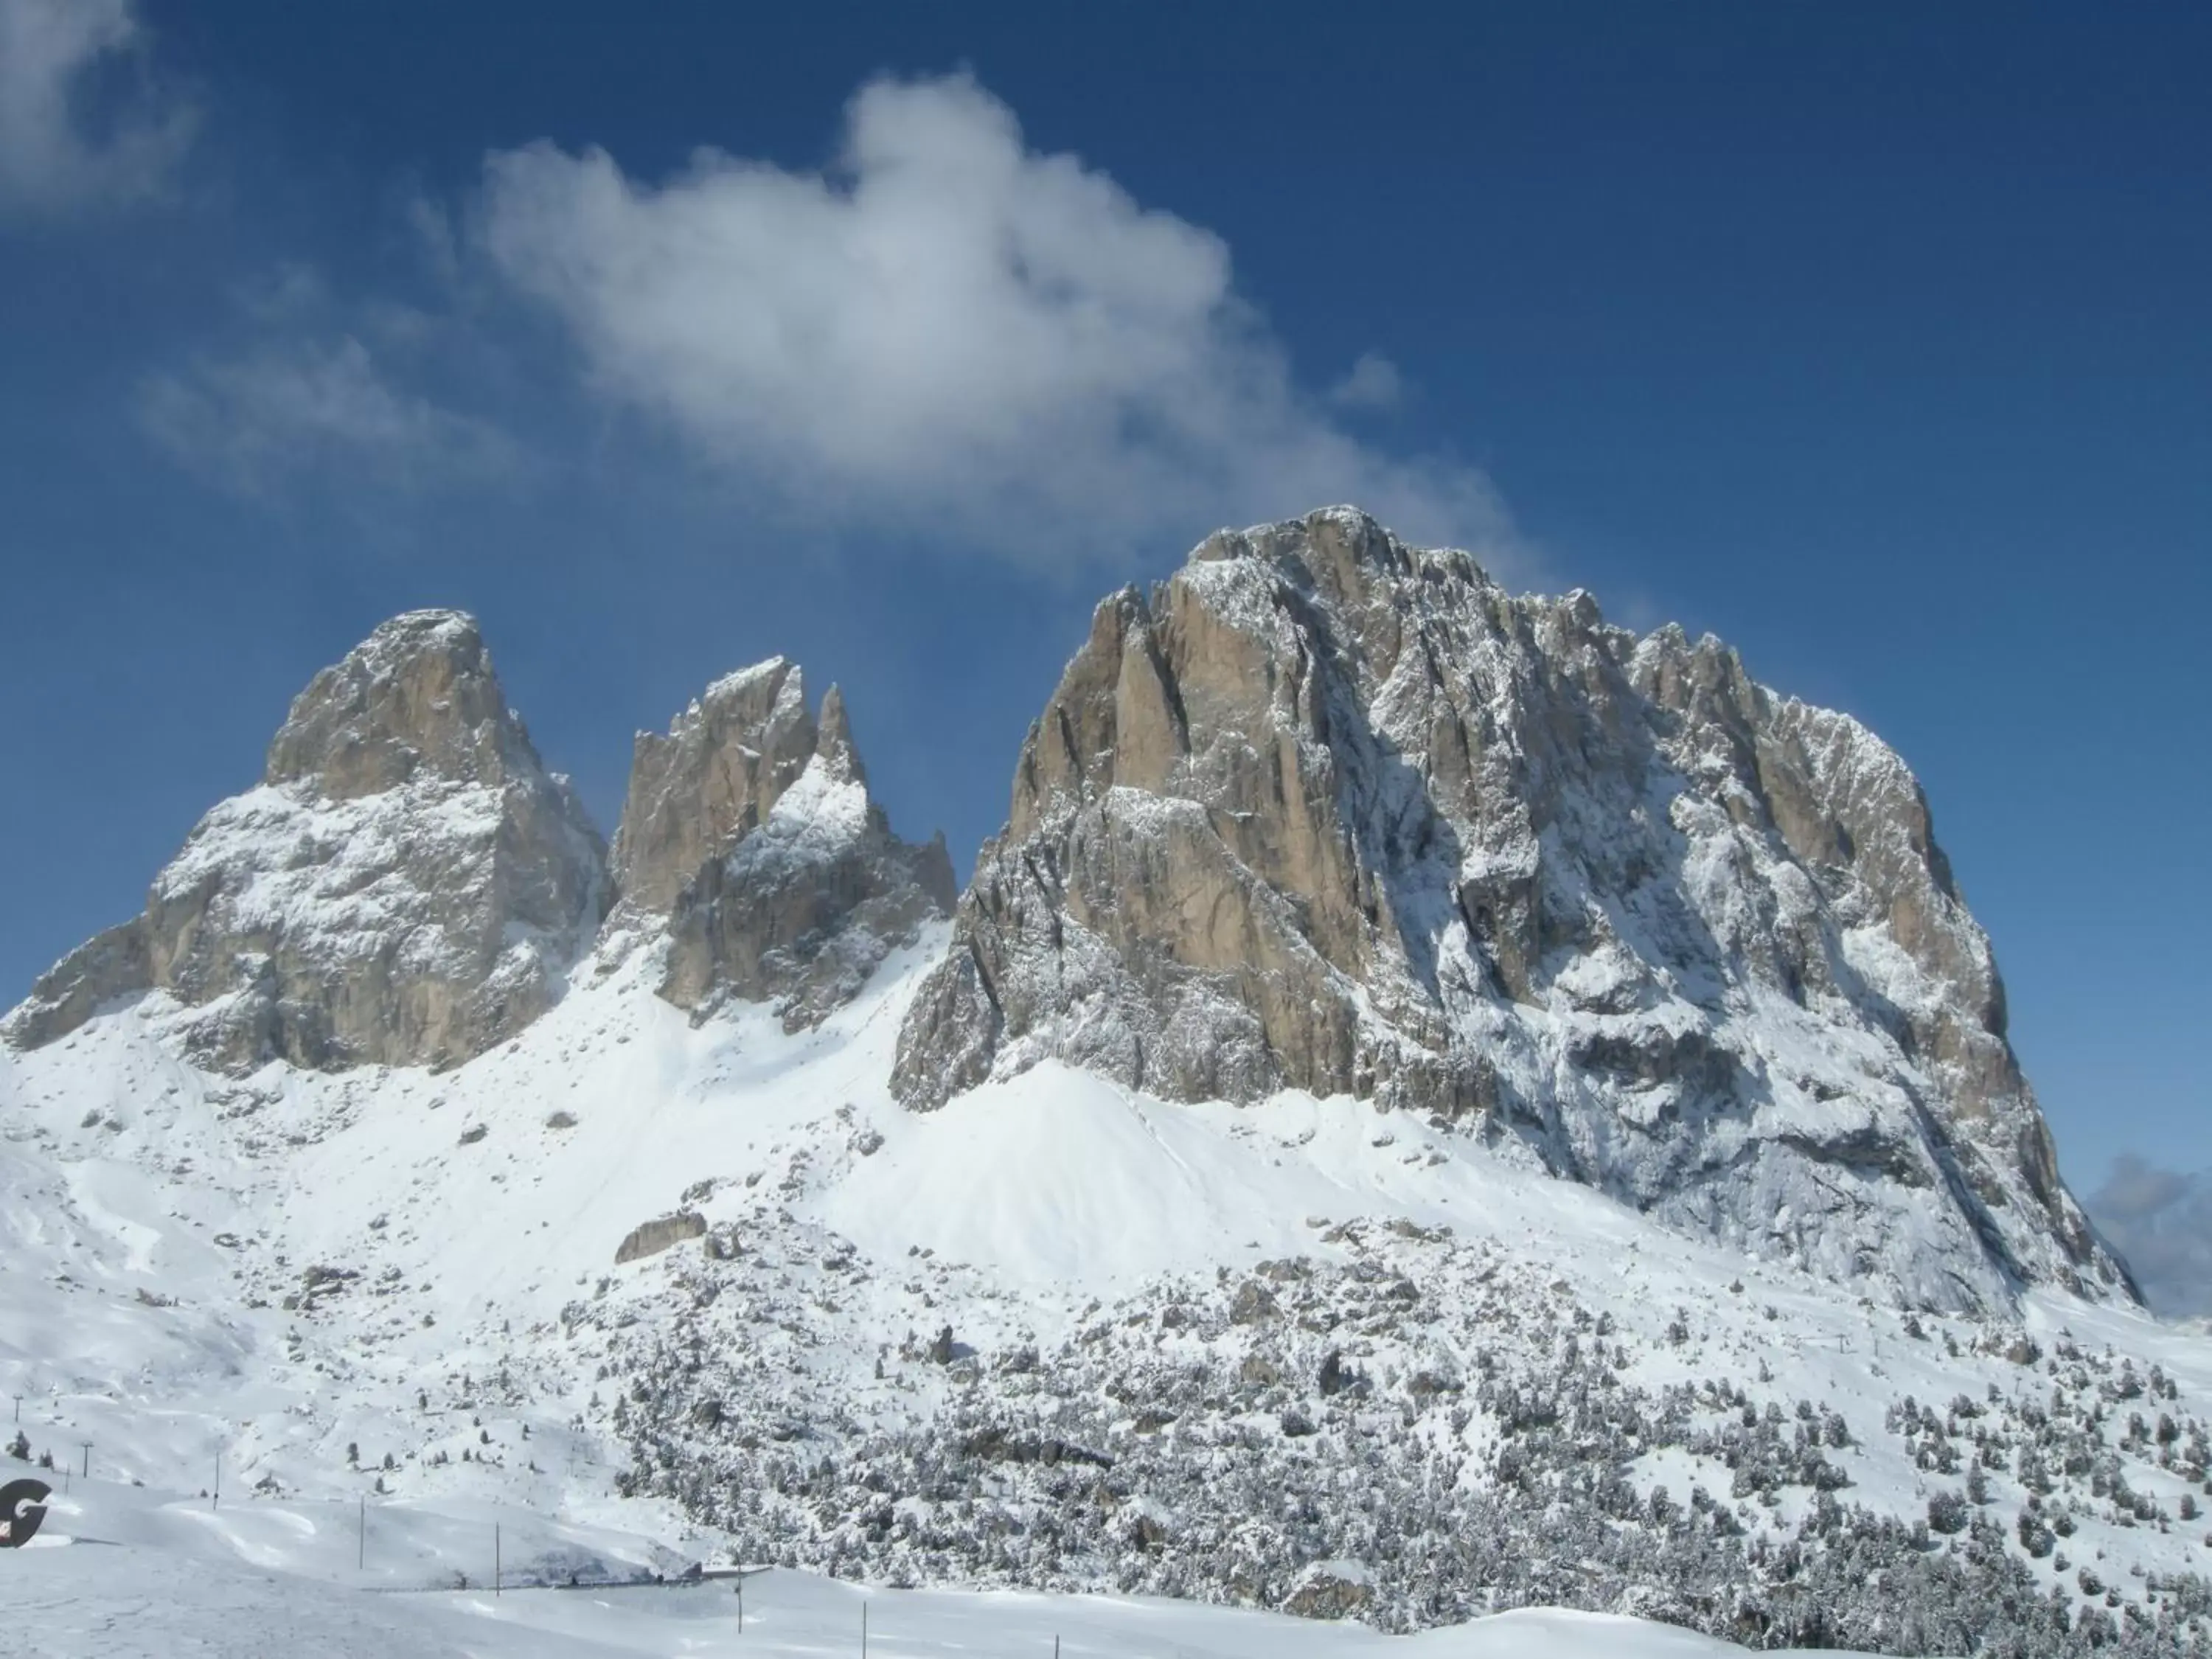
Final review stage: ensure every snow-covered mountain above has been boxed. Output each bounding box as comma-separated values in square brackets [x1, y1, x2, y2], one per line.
[1, 616, 952, 1071]
[3, 511, 2205, 1656]
[2, 611, 608, 1074]
[896, 508, 2122, 1314]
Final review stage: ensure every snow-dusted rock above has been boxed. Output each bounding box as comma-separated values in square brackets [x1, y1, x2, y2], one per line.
[612, 1209, 707, 1265]
[607, 655, 818, 919]
[892, 507, 2125, 1311]
[605, 661, 954, 1030]
[2, 610, 608, 1072]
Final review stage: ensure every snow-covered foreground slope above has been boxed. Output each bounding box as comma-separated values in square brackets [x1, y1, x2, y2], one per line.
[10, 1486, 1844, 1659]
[3, 934, 2209, 1652]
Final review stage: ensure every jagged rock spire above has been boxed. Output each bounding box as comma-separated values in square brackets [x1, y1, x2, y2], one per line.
[608, 657, 817, 919]
[815, 684, 867, 787]
[607, 663, 951, 1030]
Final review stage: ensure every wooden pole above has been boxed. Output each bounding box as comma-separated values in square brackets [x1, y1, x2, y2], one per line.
[358, 1495, 365, 1570]
[495, 1522, 502, 1596]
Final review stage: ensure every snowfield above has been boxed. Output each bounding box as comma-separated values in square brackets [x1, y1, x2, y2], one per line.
[10, 1490, 1848, 1657]
[3, 931, 2208, 1652]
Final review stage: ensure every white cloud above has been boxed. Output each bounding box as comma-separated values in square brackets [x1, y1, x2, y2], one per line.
[136, 333, 518, 497]
[0, 0, 195, 209]
[1329, 351, 1406, 413]
[477, 74, 1512, 566]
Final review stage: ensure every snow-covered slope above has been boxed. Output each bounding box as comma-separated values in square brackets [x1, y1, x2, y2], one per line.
[8, 1487, 1856, 1659]
[3, 939, 2208, 1653]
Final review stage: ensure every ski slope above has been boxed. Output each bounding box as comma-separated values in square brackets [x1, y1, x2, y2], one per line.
[10, 1478, 1875, 1657]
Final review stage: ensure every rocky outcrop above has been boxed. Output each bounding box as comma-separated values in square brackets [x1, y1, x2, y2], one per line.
[605, 663, 954, 1030]
[614, 1210, 707, 1265]
[1284, 1562, 1375, 1620]
[891, 507, 2127, 1311]
[3, 611, 608, 1073]
[3, 920, 151, 1053]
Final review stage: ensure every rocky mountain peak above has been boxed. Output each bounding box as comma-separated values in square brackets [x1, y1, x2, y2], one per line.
[608, 664, 952, 1031]
[608, 655, 818, 918]
[893, 504, 2126, 1312]
[4, 612, 608, 1074]
[815, 684, 867, 787]
[263, 609, 534, 799]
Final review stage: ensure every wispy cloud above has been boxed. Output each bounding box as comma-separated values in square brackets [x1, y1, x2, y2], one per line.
[0, 0, 195, 210]
[2085, 1153, 2212, 1319]
[476, 73, 1512, 568]
[1328, 351, 1406, 414]
[137, 330, 519, 498]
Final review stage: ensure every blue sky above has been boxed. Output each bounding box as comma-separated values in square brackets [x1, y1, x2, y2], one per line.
[2, 2, 2207, 1245]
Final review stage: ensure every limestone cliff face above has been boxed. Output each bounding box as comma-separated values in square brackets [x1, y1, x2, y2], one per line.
[3, 611, 609, 1073]
[605, 663, 954, 1031]
[892, 507, 2126, 1310]
[608, 658, 820, 919]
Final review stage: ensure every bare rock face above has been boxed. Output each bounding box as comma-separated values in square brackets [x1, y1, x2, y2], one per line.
[606, 664, 954, 1030]
[613, 1210, 707, 1265]
[892, 507, 2127, 1311]
[608, 658, 819, 918]
[4, 611, 608, 1073]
